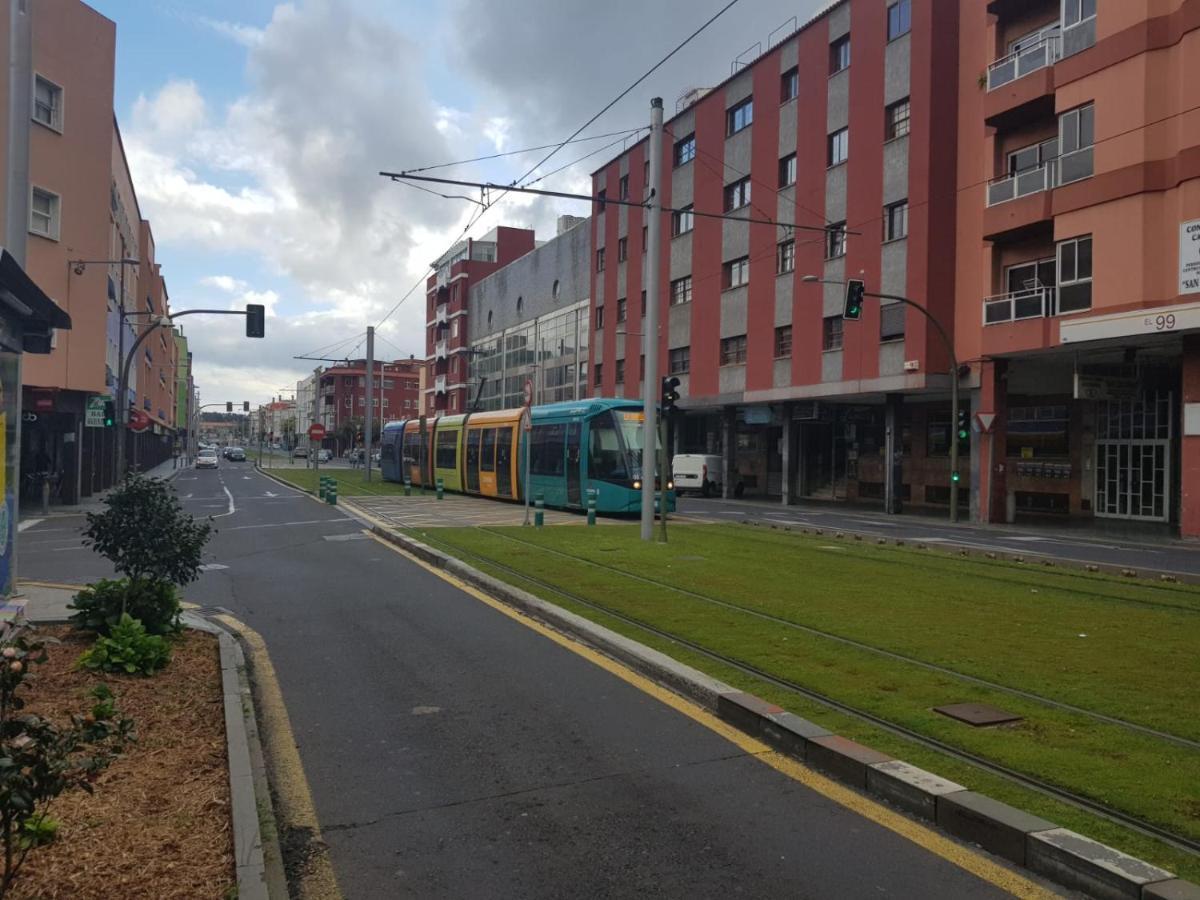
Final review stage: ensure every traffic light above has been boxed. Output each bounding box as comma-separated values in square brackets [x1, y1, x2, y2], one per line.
[243, 401, 250, 412]
[661, 376, 681, 414]
[103, 400, 115, 427]
[245, 303, 265, 338]
[956, 405, 970, 441]
[951, 470, 961, 483]
[843, 279, 865, 321]
[226, 402, 233, 413]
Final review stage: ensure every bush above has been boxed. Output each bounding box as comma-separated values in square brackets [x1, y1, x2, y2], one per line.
[68, 578, 181, 637]
[76, 615, 171, 676]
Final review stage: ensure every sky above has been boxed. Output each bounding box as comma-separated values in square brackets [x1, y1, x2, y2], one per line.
[88, 0, 822, 410]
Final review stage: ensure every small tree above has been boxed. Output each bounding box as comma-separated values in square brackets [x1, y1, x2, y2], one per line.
[82, 476, 213, 589]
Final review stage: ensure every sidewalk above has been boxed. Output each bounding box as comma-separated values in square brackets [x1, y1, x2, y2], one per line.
[20, 457, 185, 520]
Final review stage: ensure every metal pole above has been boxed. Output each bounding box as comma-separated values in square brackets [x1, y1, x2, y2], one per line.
[641, 97, 664, 541]
[658, 415, 668, 543]
[115, 271, 127, 483]
[523, 412, 531, 526]
[950, 366, 960, 523]
[5, 0, 31, 266]
[364, 326, 374, 482]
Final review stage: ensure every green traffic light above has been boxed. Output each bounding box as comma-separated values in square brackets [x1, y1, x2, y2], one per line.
[951, 471, 961, 483]
[957, 429, 969, 440]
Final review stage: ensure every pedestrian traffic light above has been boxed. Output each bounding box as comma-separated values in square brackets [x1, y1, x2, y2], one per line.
[226, 401, 233, 413]
[103, 400, 115, 427]
[844, 279, 865, 321]
[661, 376, 681, 414]
[245, 303, 265, 338]
[956, 405, 970, 441]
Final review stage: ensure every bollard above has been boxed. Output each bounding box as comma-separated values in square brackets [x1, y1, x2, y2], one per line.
[436, 478, 444, 500]
[318, 478, 326, 500]
[404, 479, 411, 497]
[326, 484, 337, 506]
[586, 489, 597, 526]
[535, 492, 544, 528]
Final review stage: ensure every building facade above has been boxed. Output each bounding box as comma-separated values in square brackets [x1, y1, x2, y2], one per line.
[174, 330, 194, 453]
[591, 0, 960, 507]
[425, 226, 536, 415]
[467, 216, 591, 411]
[318, 358, 425, 451]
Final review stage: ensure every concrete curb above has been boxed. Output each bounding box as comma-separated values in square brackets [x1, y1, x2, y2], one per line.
[370, 523, 1199, 900]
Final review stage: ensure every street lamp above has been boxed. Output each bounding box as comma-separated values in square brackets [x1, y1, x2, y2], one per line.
[800, 275, 964, 523]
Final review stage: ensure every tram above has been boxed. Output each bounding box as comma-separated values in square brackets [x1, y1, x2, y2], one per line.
[379, 398, 673, 514]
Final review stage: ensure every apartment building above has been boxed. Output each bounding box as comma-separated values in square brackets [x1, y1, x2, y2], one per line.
[425, 227, 536, 415]
[318, 358, 426, 451]
[174, 329, 195, 452]
[961, 0, 1200, 532]
[591, 0, 961, 507]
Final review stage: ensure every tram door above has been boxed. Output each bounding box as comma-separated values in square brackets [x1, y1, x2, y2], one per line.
[465, 429, 481, 493]
[496, 427, 513, 497]
[566, 422, 582, 506]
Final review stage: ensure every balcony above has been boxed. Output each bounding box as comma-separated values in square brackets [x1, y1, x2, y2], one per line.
[434, 339, 448, 360]
[435, 303, 448, 325]
[435, 374, 447, 394]
[983, 148, 1093, 241]
[987, 32, 1060, 92]
[983, 287, 1057, 325]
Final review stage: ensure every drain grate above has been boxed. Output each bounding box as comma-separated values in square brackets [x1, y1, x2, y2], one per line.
[933, 702, 1023, 727]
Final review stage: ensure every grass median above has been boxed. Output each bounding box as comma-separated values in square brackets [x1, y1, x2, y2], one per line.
[260, 463, 410, 497]
[409, 521, 1200, 880]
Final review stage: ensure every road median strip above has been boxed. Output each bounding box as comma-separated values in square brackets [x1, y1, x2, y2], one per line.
[367, 522, 1200, 900]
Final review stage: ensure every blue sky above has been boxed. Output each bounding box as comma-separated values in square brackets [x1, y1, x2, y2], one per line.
[83, 0, 817, 408]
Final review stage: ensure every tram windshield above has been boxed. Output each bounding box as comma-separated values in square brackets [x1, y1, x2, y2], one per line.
[589, 409, 656, 483]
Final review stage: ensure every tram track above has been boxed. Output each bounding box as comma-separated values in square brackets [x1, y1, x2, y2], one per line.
[409, 526, 1200, 858]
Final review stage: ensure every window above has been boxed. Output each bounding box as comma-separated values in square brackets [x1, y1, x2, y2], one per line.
[596, 188, 607, 213]
[779, 153, 797, 188]
[595, 306, 605, 329]
[774, 326, 792, 358]
[594, 362, 603, 386]
[1006, 405, 1070, 459]
[669, 346, 690, 374]
[887, 0, 911, 40]
[516, 295, 523, 313]
[33, 75, 62, 131]
[825, 222, 847, 259]
[673, 133, 696, 166]
[726, 98, 753, 136]
[29, 187, 59, 240]
[1008, 137, 1059, 176]
[722, 256, 750, 289]
[781, 67, 799, 103]
[1063, 0, 1097, 29]
[830, 36, 851, 75]
[776, 240, 795, 275]
[552, 279, 560, 300]
[617, 236, 628, 262]
[616, 297, 627, 323]
[823, 315, 844, 350]
[615, 358, 625, 383]
[880, 304, 906, 341]
[383, 379, 395, 389]
[885, 98, 910, 140]
[884, 200, 908, 241]
[530, 423, 566, 476]
[828, 128, 849, 166]
[720, 335, 747, 366]
[724, 177, 752, 212]
[358, 396, 365, 406]
[672, 205, 694, 236]
[596, 247, 606, 272]
[1057, 235, 1092, 313]
[670, 276, 692, 306]
[1058, 102, 1095, 184]
[618, 175, 629, 200]
[481, 428, 496, 472]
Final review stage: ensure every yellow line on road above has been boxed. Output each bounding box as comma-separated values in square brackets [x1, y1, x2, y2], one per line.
[367, 531, 1058, 900]
[215, 614, 343, 900]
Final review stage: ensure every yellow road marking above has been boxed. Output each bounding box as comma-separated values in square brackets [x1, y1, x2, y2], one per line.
[215, 614, 343, 900]
[368, 530, 1058, 900]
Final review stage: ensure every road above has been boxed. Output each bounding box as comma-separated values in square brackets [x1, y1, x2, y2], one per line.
[18, 464, 1054, 898]
[678, 494, 1200, 578]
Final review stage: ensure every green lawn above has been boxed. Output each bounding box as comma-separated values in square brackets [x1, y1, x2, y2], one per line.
[260, 464, 410, 497]
[410, 522, 1200, 880]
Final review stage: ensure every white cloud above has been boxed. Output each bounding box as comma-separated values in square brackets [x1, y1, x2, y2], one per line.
[196, 16, 266, 48]
[199, 275, 248, 293]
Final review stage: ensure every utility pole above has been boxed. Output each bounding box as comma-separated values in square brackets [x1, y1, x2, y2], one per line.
[364, 326, 374, 482]
[6, 0, 30, 265]
[641, 97, 663, 542]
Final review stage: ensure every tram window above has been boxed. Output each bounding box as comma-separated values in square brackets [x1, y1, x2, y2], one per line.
[435, 430, 457, 469]
[481, 428, 496, 472]
[531, 424, 566, 476]
[589, 416, 629, 481]
[402, 431, 419, 468]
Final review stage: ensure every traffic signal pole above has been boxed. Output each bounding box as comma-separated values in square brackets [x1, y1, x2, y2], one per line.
[641, 97, 664, 542]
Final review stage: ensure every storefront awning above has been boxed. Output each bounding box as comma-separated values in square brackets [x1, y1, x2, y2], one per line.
[0, 248, 72, 346]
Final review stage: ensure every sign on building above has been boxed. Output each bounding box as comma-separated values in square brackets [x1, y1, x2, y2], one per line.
[1181, 219, 1200, 295]
[85, 395, 111, 428]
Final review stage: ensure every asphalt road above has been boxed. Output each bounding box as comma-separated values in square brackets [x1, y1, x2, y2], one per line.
[18, 465, 1045, 898]
[678, 494, 1200, 577]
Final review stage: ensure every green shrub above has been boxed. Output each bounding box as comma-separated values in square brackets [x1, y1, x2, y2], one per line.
[68, 578, 181, 637]
[76, 615, 171, 676]
[19, 815, 59, 850]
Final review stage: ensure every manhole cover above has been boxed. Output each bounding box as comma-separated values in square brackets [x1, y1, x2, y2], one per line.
[933, 703, 1023, 727]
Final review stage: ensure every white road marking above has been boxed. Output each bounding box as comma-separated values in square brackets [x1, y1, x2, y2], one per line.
[264, 491, 278, 498]
[18, 519, 43, 532]
[213, 478, 236, 518]
[198, 563, 229, 571]
[224, 519, 353, 531]
[51, 546, 87, 552]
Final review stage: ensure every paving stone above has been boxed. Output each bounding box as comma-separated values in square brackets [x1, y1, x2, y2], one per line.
[866, 760, 965, 821]
[805, 734, 892, 788]
[935, 791, 1055, 866]
[760, 711, 831, 758]
[1027, 829, 1174, 900]
[716, 691, 784, 736]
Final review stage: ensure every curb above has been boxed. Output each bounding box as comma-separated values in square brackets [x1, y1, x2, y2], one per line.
[370, 523, 1200, 900]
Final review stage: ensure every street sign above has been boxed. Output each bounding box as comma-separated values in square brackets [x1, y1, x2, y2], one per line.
[307, 423, 326, 441]
[975, 412, 996, 434]
[128, 408, 151, 433]
[85, 395, 111, 428]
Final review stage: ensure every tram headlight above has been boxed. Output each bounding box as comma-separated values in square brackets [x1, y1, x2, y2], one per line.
[667, 480, 673, 490]
[633, 480, 641, 490]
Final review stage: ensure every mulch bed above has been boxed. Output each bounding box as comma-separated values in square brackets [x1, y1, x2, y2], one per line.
[9, 625, 235, 899]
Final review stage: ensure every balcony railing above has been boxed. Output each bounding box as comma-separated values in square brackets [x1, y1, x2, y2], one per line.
[983, 286, 1057, 325]
[986, 147, 1092, 206]
[435, 339, 448, 360]
[435, 304, 448, 325]
[987, 33, 1061, 91]
[434, 375, 447, 394]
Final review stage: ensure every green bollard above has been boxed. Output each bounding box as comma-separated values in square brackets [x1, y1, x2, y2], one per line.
[326, 484, 337, 506]
[404, 479, 411, 497]
[436, 478, 444, 500]
[318, 477, 327, 500]
[587, 489, 597, 526]
[535, 492, 544, 528]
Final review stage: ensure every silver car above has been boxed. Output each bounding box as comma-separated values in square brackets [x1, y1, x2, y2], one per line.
[196, 450, 219, 469]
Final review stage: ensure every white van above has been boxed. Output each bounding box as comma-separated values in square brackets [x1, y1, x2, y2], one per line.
[671, 453, 723, 497]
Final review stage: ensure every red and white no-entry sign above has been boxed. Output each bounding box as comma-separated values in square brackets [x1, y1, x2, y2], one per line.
[307, 423, 326, 441]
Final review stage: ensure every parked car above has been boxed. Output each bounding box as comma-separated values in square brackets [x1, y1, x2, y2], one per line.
[315, 449, 332, 462]
[671, 453, 723, 497]
[196, 450, 219, 470]
[227, 447, 246, 462]
[293, 446, 308, 458]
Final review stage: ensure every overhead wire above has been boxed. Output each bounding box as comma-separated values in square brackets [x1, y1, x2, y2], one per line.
[400, 127, 648, 174]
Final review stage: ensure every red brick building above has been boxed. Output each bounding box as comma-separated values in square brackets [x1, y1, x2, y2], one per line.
[319, 358, 426, 448]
